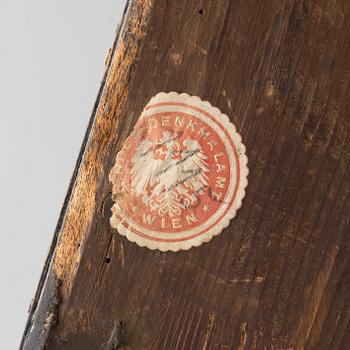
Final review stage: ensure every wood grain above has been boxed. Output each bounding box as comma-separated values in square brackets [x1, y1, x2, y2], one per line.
[21, 0, 350, 349]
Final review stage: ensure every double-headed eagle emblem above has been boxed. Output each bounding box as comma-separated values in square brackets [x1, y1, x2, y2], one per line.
[130, 131, 209, 217]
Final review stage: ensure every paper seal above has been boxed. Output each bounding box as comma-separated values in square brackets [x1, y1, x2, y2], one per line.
[109, 92, 248, 251]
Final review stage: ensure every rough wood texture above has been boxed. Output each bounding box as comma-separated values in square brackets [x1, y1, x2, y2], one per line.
[22, 0, 350, 349]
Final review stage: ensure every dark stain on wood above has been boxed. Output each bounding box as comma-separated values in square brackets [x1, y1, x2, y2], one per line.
[22, 273, 61, 350]
[21, 0, 350, 349]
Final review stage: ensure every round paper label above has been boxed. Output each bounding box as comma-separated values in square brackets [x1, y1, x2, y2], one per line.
[109, 92, 248, 251]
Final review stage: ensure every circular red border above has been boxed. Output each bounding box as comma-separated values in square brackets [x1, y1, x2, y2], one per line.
[116, 102, 241, 243]
[121, 110, 229, 235]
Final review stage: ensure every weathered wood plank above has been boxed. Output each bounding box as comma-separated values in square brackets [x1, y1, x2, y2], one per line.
[22, 0, 350, 349]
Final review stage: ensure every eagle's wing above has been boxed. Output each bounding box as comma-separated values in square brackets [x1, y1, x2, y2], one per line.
[130, 140, 161, 196]
[178, 139, 209, 193]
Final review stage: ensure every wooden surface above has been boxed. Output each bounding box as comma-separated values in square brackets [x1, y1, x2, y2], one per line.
[22, 0, 350, 349]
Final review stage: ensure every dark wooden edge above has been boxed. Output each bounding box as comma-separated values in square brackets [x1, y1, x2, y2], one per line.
[19, 1, 132, 348]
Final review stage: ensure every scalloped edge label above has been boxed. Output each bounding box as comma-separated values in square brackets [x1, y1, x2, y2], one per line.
[109, 92, 248, 251]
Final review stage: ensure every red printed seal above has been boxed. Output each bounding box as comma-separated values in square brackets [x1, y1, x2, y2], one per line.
[109, 92, 248, 251]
